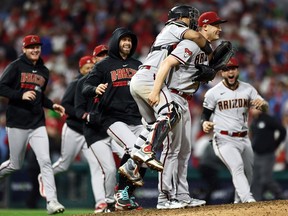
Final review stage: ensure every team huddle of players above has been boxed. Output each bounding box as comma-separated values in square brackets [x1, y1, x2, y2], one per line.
[0, 4, 268, 215]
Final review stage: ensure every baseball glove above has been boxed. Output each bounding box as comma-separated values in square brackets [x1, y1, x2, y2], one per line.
[209, 41, 234, 71]
[193, 64, 216, 82]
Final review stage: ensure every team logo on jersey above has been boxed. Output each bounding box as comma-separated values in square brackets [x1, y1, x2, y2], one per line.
[184, 48, 192, 58]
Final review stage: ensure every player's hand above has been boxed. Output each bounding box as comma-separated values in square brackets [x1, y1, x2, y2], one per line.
[148, 91, 160, 107]
[53, 104, 65, 117]
[22, 90, 36, 101]
[250, 99, 268, 111]
[96, 83, 108, 95]
[202, 121, 215, 133]
[82, 112, 89, 120]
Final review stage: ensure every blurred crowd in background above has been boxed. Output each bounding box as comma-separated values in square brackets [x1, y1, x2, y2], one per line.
[0, 0, 288, 172]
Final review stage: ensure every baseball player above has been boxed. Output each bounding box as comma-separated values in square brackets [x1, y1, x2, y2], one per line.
[39, 46, 121, 213]
[0, 35, 65, 214]
[125, 5, 213, 174]
[82, 27, 145, 211]
[74, 46, 125, 212]
[147, 11, 227, 209]
[201, 56, 268, 203]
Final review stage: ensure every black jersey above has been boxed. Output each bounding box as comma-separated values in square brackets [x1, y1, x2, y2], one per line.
[61, 73, 84, 134]
[75, 74, 108, 146]
[0, 54, 54, 129]
[82, 28, 142, 130]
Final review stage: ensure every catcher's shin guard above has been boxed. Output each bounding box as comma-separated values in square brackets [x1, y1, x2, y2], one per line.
[150, 102, 181, 152]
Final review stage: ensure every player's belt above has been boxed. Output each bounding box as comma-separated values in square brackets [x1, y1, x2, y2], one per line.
[220, 130, 248, 137]
[170, 89, 192, 100]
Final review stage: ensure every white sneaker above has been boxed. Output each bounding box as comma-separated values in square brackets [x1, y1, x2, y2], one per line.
[47, 200, 65, 215]
[157, 199, 187, 209]
[183, 198, 206, 207]
[38, 174, 46, 198]
[246, 199, 256, 203]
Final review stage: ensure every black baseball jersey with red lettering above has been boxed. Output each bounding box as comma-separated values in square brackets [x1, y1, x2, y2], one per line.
[82, 28, 142, 130]
[61, 73, 83, 134]
[0, 54, 54, 129]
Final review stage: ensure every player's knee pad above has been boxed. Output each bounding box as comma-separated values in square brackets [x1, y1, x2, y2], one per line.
[148, 101, 181, 151]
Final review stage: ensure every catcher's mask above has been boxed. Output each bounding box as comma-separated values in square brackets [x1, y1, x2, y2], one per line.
[167, 5, 200, 30]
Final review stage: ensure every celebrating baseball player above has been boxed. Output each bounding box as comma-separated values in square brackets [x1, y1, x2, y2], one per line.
[39, 46, 121, 213]
[38, 56, 95, 197]
[0, 35, 65, 214]
[146, 11, 228, 209]
[201, 56, 268, 203]
[74, 46, 125, 213]
[119, 5, 215, 189]
[82, 27, 145, 211]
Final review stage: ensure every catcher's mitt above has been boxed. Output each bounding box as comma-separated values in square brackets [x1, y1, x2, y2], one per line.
[209, 41, 235, 71]
[193, 64, 216, 82]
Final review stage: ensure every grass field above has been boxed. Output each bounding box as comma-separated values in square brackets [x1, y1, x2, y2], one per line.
[0, 208, 93, 216]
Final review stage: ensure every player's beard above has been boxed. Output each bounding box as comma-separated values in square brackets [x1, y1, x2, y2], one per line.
[119, 46, 131, 59]
[224, 74, 239, 89]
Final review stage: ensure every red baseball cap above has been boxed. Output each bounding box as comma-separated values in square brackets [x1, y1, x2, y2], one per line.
[226, 57, 239, 67]
[198, 11, 227, 27]
[93, 45, 108, 57]
[22, 35, 42, 48]
[79, 56, 93, 68]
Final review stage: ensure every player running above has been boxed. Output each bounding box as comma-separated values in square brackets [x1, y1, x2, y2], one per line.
[0, 35, 65, 214]
[200, 56, 268, 203]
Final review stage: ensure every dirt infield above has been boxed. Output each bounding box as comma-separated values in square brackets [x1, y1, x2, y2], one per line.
[76, 200, 288, 216]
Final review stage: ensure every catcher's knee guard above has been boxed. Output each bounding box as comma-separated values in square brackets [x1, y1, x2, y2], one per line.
[149, 102, 181, 151]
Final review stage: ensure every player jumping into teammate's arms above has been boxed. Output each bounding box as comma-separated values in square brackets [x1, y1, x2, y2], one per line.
[119, 4, 214, 186]
[148, 11, 227, 209]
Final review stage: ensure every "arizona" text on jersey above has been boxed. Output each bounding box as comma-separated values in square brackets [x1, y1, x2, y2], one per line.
[218, 98, 249, 111]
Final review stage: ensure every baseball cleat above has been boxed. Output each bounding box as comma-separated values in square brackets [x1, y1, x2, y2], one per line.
[157, 199, 188, 210]
[118, 158, 144, 187]
[95, 202, 116, 213]
[246, 199, 256, 203]
[129, 196, 143, 210]
[132, 144, 163, 172]
[114, 186, 132, 211]
[47, 200, 65, 215]
[94, 202, 108, 213]
[38, 174, 46, 198]
[182, 198, 206, 207]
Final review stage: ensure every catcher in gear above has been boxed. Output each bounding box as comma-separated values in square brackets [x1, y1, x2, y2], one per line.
[126, 4, 212, 173]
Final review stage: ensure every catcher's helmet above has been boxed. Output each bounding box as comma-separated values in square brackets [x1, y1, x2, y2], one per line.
[167, 5, 200, 30]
